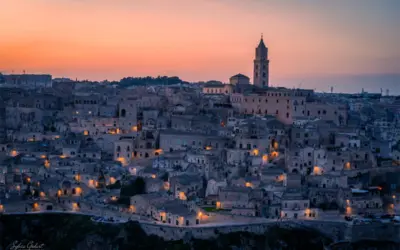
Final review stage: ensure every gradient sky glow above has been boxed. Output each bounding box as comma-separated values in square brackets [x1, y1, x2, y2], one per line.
[1, 0, 399, 90]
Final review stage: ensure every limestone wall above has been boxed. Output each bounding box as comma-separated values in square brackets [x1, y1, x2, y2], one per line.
[139, 220, 349, 241]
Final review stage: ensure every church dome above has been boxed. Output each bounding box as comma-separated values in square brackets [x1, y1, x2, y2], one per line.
[230, 74, 250, 85]
[231, 74, 250, 79]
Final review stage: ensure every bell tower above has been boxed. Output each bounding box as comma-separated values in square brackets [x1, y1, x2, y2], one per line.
[253, 34, 269, 88]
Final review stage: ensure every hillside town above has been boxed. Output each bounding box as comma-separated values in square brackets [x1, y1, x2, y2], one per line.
[1, 37, 400, 232]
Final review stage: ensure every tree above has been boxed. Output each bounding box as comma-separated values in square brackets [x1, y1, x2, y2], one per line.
[33, 189, 40, 198]
[120, 177, 146, 197]
[107, 180, 121, 189]
[160, 173, 169, 182]
[23, 184, 32, 198]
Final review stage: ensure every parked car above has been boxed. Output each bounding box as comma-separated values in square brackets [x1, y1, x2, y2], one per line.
[381, 214, 394, 219]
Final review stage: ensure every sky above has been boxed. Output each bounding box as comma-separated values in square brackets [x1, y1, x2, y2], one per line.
[0, 0, 399, 93]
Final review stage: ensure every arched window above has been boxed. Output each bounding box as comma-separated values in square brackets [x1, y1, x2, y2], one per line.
[117, 146, 121, 152]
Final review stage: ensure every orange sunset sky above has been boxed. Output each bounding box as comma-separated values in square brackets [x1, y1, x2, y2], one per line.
[0, 0, 399, 89]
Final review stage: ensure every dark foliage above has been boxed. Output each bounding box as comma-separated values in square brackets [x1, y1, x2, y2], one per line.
[0, 214, 362, 250]
[120, 177, 146, 197]
[119, 76, 184, 88]
[106, 180, 121, 189]
[161, 173, 169, 182]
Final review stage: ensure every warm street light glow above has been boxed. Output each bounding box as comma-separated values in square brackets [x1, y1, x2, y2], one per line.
[117, 157, 127, 166]
[252, 149, 259, 156]
[10, 150, 18, 157]
[345, 162, 351, 169]
[205, 146, 212, 150]
[163, 182, 170, 190]
[131, 126, 138, 132]
[271, 151, 279, 158]
[75, 174, 81, 182]
[245, 182, 252, 188]
[346, 206, 352, 215]
[262, 154, 268, 162]
[179, 191, 187, 200]
[88, 179, 95, 187]
[216, 201, 221, 209]
[72, 202, 79, 211]
[59, 155, 66, 159]
[33, 203, 39, 211]
[276, 174, 285, 182]
[83, 130, 89, 136]
[313, 166, 322, 175]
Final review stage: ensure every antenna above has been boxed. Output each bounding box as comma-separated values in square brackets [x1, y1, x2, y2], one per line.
[330, 86, 333, 94]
